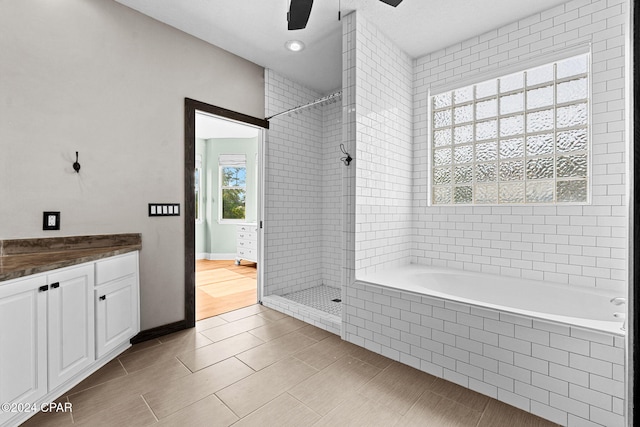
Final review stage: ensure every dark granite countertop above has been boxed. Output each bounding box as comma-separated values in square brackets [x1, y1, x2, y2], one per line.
[0, 234, 141, 282]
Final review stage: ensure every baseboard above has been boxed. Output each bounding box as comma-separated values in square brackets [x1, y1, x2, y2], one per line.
[196, 253, 237, 261]
[130, 319, 188, 344]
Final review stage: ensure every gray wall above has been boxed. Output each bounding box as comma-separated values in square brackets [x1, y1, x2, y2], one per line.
[0, 0, 265, 330]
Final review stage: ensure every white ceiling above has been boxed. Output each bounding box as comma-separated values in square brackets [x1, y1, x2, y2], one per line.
[115, 0, 570, 95]
[196, 113, 260, 140]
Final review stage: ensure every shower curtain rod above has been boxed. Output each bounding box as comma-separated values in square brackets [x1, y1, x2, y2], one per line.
[267, 91, 342, 120]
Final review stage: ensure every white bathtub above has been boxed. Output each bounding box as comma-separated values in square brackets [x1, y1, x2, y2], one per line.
[359, 264, 625, 335]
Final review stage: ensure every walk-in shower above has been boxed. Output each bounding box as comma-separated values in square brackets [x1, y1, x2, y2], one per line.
[261, 72, 343, 335]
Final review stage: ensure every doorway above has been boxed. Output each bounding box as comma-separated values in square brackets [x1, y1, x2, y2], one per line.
[184, 99, 268, 327]
[195, 113, 260, 320]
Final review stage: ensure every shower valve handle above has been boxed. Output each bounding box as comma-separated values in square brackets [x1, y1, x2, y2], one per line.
[610, 297, 626, 305]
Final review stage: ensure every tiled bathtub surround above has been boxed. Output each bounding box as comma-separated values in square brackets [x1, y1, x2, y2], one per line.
[344, 282, 625, 426]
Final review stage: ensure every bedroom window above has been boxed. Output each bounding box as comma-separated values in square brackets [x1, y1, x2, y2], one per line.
[219, 154, 246, 222]
[430, 53, 589, 205]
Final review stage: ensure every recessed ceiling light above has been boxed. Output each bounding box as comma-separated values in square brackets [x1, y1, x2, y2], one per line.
[285, 40, 305, 52]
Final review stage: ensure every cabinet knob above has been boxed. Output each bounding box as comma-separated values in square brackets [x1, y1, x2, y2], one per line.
[99, 295, 106, 301]
[39, 285, 49, 292]
[50, 282, 60, 289]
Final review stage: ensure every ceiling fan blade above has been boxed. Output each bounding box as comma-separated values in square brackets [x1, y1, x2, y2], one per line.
[288, 0, 314, 30]
[379, 0, 403, 6]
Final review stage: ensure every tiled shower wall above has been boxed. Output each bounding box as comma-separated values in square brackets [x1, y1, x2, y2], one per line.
[264, 70, 323, 296]
[264, 70, 342, 296]
[412, 0, 628, 292]
[322, 99, 343, 289]
[351, 13, 414, 277]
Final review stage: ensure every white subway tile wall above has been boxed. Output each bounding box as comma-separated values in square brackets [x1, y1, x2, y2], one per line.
[352, 13, 414, 277]
[343, 281, 625, 426]
[342, 0, 628, 424]
[413, 0, 627, 292]
[342, 11, 358, 301]
[322, 98, 343, 289]
[264, 70, 343, 296]
[263, 1, 628, 426]
[264, 70, 323, 296]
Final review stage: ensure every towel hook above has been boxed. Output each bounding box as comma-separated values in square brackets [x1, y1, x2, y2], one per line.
[72, 151, 81, 173]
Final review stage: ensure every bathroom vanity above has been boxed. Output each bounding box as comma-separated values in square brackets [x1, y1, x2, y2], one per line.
[0, 234, 141, 427]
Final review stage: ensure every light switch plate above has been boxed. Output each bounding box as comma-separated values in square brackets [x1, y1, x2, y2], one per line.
[148, 203, 180, 217]
[43, 211, 60, 230]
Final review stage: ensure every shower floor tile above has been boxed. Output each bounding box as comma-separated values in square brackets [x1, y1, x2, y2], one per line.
[281, 285, 342, 317]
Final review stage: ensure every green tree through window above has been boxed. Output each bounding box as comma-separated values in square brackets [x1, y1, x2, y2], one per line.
[221, 166, 246, 220]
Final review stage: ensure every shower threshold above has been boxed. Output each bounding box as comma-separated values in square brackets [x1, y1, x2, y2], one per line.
[262, 285, 341, 335]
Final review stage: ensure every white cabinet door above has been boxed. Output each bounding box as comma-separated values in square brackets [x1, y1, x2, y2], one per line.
[46, 265, 95, 390]
[0, 275, 47, 426]
[95, 275, 138, 359]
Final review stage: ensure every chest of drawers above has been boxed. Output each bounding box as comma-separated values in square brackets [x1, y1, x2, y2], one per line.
[235, 223, 258, 265]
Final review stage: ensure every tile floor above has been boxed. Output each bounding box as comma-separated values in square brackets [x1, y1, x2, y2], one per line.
[281, 285, 342, 317]
[22, 304, 560, 427]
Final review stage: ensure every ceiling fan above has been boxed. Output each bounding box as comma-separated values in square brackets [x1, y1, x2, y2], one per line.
[287, 0, 404, 30]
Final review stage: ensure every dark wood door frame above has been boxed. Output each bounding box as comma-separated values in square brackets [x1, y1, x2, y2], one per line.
[183, 98, 269, 328]
[632, 0, 638, 422]
[132, 99, 268, 343]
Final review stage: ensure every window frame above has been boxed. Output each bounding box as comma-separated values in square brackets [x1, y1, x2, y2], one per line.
[195, 154, 203, 224]
[428, 47, 592, 207]
[218, 164, 247, 223]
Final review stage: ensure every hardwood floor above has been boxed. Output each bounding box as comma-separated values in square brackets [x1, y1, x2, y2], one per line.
[196, 259, 257, 320]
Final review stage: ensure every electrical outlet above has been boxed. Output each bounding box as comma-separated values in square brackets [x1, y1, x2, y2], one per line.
[43, 212, 60, 230]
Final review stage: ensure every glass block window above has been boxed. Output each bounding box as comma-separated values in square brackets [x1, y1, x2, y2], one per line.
[431, 53, 589, 205]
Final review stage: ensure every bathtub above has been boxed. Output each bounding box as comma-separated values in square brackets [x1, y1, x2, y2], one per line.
[358, 264, 625, 336]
